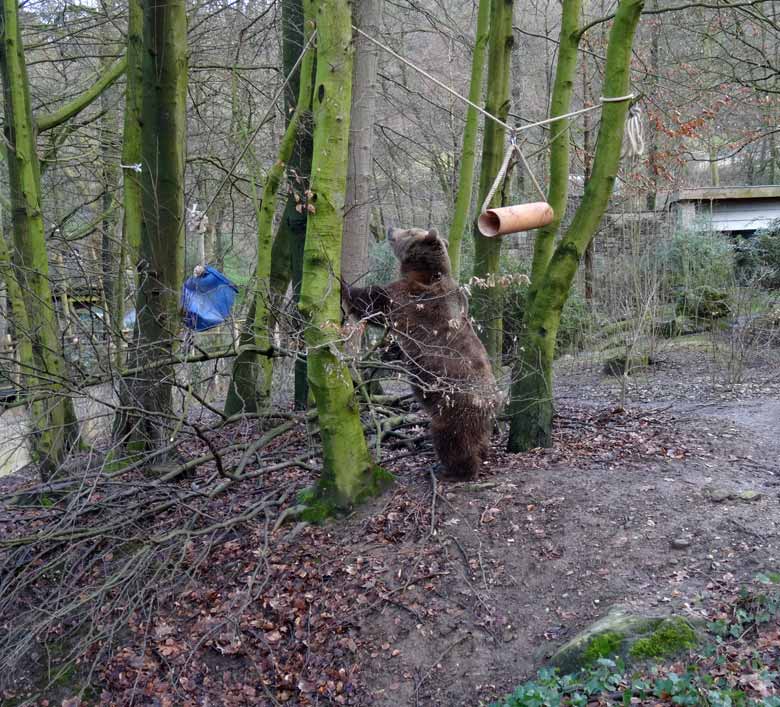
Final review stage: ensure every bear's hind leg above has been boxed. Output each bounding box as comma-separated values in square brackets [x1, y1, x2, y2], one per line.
[430, 416, 481, 480]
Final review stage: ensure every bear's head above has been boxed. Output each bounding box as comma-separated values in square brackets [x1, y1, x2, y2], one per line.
[387, 227, 452, 278]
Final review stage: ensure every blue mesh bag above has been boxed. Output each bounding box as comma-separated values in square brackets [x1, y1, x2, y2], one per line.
[181, 266, 238, 332]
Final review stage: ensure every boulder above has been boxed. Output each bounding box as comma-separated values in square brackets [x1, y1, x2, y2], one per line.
[549, 607, 700, 675]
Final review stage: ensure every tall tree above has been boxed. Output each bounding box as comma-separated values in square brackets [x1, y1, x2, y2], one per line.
[471, 0, 515, 363]
[268, 0, 315, 410]
[448, 0, 491, 280]
[224, 0, 316, 416]
[111, 0, 143, 451]
[126, 0, 187, 452]
[0, 0, 115, 477]
[298, 0, 387, 515]
[507, 0, 644, 451]
[341, 0, 383, 287]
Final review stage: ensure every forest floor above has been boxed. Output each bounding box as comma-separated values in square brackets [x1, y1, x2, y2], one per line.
[2, 338, 780, 706]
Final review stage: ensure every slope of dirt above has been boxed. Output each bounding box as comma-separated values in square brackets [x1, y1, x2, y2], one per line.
[2, 343, 780, 706]
[356, 402, 780, 706]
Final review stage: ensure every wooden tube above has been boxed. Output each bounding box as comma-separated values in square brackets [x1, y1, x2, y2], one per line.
[477, 202, 555, 237]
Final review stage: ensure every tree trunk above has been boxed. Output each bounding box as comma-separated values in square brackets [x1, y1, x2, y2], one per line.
[111, 0, 143, 449]
[582, 50, 594, 303]
[298, 0, 387, 515]
[526, 0, 581, 311]
[342, 0, 383, 287]
[128, 0, 187, 452]
[270, 0, 316, 410]
[645, 2, 660, 210]
[448, 0, 491, 280]
[224, 0, 316, 416]
[0, 0, 78, 479]
[507, 0, 644, 452]
[99, 44, 120, 350]
[0, 228, 33, 394]
[472, 0, 514, 364]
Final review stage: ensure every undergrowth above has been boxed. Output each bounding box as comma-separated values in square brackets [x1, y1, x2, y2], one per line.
[494, 577, 780, 706]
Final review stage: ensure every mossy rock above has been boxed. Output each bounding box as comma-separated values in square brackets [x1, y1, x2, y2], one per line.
[675, 286, 731, 321]
[602, 354, 657, 377]
[655, 317, 704, 339]
[629, 617, 698, 659]
[549, 608, 702, 674]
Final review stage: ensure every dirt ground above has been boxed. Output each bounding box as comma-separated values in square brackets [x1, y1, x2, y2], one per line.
[3, 340, 780, 706]
[349, 352, 780, 705]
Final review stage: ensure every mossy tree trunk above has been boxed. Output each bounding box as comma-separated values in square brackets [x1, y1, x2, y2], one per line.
[224, 0, 316, 417]
[472, 0, 514, 363]
[127, 0, 187, 452]
[0, 0, 79, 479]
[111, 0, 144, 447]
[448, 0, 491, 280]
[298, 0, 385, 514]
[507, 0, 643, 452]
[269, 0, 315, 410]
[117, 0, 143, 323]
[0, 227, 33, 394]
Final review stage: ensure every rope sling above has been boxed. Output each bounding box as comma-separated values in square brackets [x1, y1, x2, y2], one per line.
[353, 26, 645, 237]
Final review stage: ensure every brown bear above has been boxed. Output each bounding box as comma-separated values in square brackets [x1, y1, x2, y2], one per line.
[343, 226, 498, 479]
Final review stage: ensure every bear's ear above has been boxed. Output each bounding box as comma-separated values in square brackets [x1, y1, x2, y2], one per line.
[424, 228, 440, 242]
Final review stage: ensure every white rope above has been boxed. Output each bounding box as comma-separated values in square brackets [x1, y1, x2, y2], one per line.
[625, 104, 645, 157]
[480, 134, 547, 212]
[353, 24, 639, 209]
[353, 25, 635, 136]
[481, 135, 518, 213]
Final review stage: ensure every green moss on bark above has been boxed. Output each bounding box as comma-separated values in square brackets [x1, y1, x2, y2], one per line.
[508, 0, 644, 452]
[298, 465, 394, 522]
[448, 0, 491, 280]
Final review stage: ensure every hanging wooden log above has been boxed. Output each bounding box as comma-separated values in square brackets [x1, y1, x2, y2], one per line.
[477, 201, 554, 237]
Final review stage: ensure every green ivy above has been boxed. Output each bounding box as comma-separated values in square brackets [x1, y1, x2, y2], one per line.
[495, 583, 780, 707]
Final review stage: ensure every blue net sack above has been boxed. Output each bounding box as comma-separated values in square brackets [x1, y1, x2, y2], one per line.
[181, 266, 239, 332]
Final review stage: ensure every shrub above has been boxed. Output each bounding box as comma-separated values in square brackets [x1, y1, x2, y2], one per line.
[501, 257, 594, 359]
[366, 233, 398, 285]
[654, 228, 735, 296]
[675, 285, 731, 321]
[737, 219, 780, 289]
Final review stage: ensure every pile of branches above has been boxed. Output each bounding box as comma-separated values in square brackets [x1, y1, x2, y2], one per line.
[0, 388, 425, 702]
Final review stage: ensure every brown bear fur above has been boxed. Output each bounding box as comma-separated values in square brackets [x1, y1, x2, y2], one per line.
[343, 226, 498, 480]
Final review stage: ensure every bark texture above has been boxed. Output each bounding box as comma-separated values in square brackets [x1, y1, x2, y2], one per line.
[341, 0, 383, 287]
[298, 0, 385, 514]
[0, 0, 78, 479]
[127, 0, 187, 452]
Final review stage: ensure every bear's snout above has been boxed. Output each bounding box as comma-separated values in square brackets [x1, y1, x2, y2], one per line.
[387, 226, 398, 243]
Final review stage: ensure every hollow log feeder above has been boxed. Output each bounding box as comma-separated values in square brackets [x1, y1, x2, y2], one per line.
[477, 202, 555, 237]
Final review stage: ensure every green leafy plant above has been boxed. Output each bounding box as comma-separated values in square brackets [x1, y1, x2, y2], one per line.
[655, 228, 735, 295]
[495, 585, 780, 707]
[737, 220, 780, 289]
[500, 257, 595, 360]
[676, 286, 732, 321]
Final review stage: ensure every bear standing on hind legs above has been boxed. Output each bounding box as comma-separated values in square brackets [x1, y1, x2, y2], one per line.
[342, 226, 499, 480]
